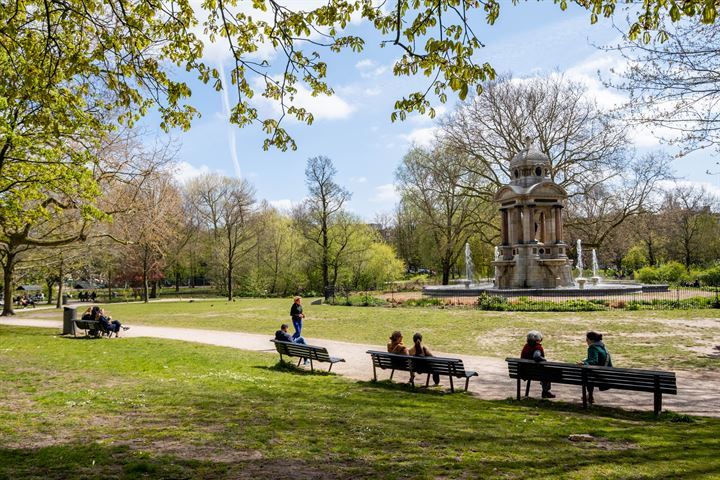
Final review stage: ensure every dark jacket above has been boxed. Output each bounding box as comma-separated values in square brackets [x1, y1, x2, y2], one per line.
[275, 330, 294, 343]
[583, 341, 612, 367]
[290, 303, 303, 319]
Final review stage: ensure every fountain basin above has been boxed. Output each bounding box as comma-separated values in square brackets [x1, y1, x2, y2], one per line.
[422, 282, 668, 297]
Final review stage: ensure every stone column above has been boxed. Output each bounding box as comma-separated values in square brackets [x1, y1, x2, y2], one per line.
[516, 206, 524, 244]
[501, 209, 509, 245]
[527, 205, 535, 243]
[554, 205, 563, 243]
[539, 211, 546, 243]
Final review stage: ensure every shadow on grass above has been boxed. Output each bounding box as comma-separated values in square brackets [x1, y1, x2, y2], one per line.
[356, 379, 457, 396]
[254, 360, 337, 376]
[500, 396, 695, 423]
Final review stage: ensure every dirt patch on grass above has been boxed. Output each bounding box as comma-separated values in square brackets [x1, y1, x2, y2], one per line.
[129, 439, 263, 463]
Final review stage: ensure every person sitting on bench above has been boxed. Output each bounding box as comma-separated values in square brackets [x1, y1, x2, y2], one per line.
[92, 306, 129, 338]
[275, 323, 307, 345]
[387, 331, 409, 355]
[521, 330, 555, 398]
[275, 323, 308, 364]
[409, 332, 440, 386]
[578, 331, 613, 404]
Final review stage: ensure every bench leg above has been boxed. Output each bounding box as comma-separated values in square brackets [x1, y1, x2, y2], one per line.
[426, 374, 430, 387]
[328, 363, 333, 373]
[517, 378, 521, 400]
[309, 358, 314, 372]
[654, 391, 662, 416]
[297, 358, 302, 367]
[449, 375, 454, 393]
[372, 364, 377, 382]
[581, 383, 588, 409]
[464, 377, 470, 392]
[390, 369, 395, 380]
[525, 380, 531, 398]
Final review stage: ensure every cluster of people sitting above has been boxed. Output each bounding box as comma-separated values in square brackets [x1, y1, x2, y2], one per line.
[78, 291, 97, 302]
[387, 330, 441, 386]
[520, 330, 612, 403]
[15, 295, 36, 308]
[81, 306, 130, 338]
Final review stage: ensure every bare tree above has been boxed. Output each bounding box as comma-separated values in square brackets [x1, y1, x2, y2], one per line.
[607, 23, 720, 155]
[294, 156, 351, 295]
[441, 75, 629, 199]
[395, 146, 492, 285]
[660, 184, 720, 268]
[187, 173, 256, 300]
[564, 152, 673, 249]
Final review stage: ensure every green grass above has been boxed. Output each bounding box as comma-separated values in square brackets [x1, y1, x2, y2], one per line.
[1, 326, 719, 479]
[25, 298, 720, 371]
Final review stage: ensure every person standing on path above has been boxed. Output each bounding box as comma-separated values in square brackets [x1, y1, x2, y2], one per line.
[290, 296, 304, 340]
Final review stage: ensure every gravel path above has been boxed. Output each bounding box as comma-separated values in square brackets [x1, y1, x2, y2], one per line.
[2, 318, 718, 417]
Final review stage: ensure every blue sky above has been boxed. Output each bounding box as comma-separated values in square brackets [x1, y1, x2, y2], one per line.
[148, 2, 720, 219]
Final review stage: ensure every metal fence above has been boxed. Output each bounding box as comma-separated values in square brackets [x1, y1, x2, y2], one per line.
[412, 286, 720, 311]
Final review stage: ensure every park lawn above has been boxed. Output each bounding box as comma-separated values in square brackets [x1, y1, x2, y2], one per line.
[26, 299, 720, 371]
[0, 326, 718, 480]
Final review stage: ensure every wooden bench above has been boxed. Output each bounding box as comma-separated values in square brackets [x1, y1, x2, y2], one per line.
[505, 358, 677, 415]
[366, 350, 478, 392]
[74, 318, 110, 337]
[270, 340, 345, 372]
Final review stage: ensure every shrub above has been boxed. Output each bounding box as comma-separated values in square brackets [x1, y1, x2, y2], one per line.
[699, 265, 720, 287]
[477, 293, 508, 311]
[403, 298, 445, 307]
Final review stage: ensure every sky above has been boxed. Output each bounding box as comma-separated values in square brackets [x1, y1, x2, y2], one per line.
[145, 1, 720, 219]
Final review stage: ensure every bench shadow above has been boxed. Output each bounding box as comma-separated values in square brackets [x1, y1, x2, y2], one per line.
[253, 361, 337, 376]
[500, 397, 695, 423]
[356, 379, 454, 396]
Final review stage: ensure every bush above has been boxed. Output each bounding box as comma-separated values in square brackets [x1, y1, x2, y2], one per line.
[699, 265, 720, 287]
[477, 293, 509, 311]
[635, 262, 687, 284]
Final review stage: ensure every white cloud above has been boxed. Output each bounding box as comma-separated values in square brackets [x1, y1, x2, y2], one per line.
[260, 81, 355, 120]
[364, 87, 383, 96]
[174, 161, 210, 184]
[350, 176, 367, 183]
[269, 199, 293, 211]
[355, 58, 388, 78]
[371, 183, 400, 204]
[400, 127, 439, 147]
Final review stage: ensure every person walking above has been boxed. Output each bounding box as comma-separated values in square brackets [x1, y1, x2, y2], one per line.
[290, 296, 305, 340]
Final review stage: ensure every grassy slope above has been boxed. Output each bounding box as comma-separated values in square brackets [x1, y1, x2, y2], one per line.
[27, 299, 720, 370]
[1, 326, 718, 479]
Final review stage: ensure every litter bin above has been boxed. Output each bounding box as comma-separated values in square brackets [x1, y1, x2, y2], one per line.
[63, 306, 77, 336]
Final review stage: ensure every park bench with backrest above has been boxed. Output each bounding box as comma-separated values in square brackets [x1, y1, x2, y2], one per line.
[74, 318, 111, 338]
[270, 339, 345, 372]
[505, 357, 677, 415]
[366, 350, 478, 392]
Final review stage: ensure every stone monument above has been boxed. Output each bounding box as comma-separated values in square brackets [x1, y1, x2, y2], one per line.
[492, 139, 574, 288]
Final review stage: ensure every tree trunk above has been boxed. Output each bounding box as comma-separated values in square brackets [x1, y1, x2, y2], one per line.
[175, 263, 180, 292]
[56, 260, 64, 309]
[142, 248, 149, 303]
[46, 278, 54, 305]
[227, 263, 233, 301]
[2, 251, 16, 316]
[441, 260, 450, 285]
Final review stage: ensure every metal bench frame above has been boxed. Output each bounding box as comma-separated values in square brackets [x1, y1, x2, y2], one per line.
[270, 340, 345, 372]
[367, 350, 478, 392]
[505, 357, 677, 415]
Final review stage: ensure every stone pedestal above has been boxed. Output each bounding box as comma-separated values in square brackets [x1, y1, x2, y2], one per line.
[577, 278, 587, 290]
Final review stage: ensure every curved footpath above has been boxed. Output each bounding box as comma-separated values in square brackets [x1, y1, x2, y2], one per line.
[1, 318, 718, 418]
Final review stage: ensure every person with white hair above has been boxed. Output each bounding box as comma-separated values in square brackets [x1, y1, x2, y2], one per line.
[520, 330, 555, 398]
